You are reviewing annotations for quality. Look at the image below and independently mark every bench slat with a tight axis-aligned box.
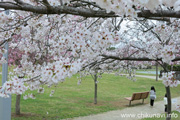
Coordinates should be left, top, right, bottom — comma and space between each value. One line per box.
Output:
132, 93, 141, 100
125, 97, 132, 101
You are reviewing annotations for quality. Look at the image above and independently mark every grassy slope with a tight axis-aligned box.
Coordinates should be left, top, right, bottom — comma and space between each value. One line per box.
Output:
5, 74, 179, 120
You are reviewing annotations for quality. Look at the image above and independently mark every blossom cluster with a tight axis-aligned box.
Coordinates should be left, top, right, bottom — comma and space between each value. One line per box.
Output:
161, 45, 178, 64
94, 0, 180, 17
0, 76, 28, 98
162, 72, 180, 87
40, 58, 82, 85
0, 14, 122, 98
23, 93, 36, 100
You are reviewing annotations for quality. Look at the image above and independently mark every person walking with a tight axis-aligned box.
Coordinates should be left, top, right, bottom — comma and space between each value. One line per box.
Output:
164, 93, 168, 112
150, 86, 156, 106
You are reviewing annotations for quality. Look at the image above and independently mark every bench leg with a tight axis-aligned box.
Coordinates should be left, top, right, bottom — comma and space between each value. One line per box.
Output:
129, 101, 131, 106
142, 99, 144, 104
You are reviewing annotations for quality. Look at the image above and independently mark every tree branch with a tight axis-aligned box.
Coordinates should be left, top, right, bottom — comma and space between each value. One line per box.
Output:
101, 55, 159, 61
137, 10, 180, 19
101, 54, 180, 62
0, 2, 117, 18
1, 2, 180, 19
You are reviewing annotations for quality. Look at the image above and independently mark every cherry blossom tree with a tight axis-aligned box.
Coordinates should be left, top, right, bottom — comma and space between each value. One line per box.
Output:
95, 19, 180, 120
0, 1, 180, 120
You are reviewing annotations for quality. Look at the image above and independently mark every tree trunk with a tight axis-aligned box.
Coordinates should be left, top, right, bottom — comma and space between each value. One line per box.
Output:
162, 63, 172, 120
94, 73, 97, 104
166, 86, 171, 120
15, 94, 21, 115
156, 62, 158, 81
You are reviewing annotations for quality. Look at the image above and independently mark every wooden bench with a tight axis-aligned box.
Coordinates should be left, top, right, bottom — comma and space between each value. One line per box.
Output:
125, 91, 149, 106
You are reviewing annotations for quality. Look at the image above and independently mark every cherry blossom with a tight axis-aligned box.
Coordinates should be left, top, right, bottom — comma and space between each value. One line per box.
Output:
0, 76, 28, 97
162, 72, 180, 87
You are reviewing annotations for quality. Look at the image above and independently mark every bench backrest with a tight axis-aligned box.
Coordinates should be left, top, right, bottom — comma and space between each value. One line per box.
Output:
131, 92, 149, 100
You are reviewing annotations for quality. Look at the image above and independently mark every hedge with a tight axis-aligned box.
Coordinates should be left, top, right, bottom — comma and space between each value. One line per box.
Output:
167, 65, 180, 71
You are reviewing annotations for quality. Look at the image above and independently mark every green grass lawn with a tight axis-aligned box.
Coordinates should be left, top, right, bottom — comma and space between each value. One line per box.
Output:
0, 73, 180, 120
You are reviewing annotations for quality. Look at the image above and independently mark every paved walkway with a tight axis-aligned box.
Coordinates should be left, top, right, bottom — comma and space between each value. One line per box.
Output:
135, 75, 162, 80
66, 97, 180, 120
109, 73, 162, 80
64, 75, 179, 120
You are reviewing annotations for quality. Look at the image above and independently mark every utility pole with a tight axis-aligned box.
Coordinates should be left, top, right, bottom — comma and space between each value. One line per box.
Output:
0, 41, 11, 120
